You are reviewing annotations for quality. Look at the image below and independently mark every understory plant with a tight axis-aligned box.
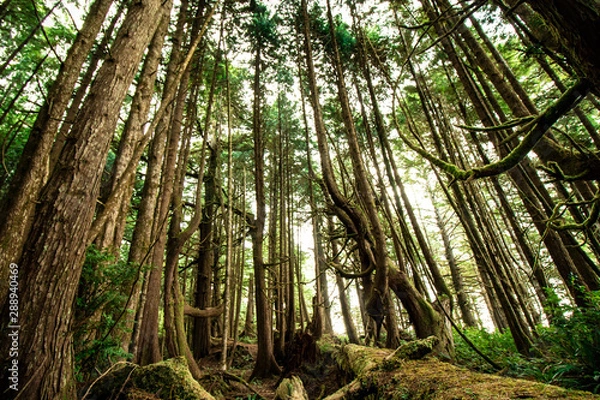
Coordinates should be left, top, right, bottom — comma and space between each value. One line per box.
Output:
73, 245, 136, 381
454, 290, 600, 393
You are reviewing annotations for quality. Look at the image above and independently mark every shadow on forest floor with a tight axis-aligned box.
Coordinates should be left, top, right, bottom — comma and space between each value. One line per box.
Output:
197, 335, 348, 400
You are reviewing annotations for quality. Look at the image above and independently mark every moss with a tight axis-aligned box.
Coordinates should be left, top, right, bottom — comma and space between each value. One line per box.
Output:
82, 357, 214, 400
386, 358, 598, 399
342, 344, 389, 375
329, 343, 599, 399
275, 376, 309, 400
317, 334, 343, 354
388, 336, 438, 361
130, 357, 214, 400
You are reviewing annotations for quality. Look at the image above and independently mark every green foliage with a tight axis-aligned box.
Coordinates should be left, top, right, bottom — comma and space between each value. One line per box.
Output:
247, 1, 279, 50
455, 293, 600, 393
536, 290, 600, 392
239, 335, 257, 344
306, 3, 356, 63
0, 0, 76, 193
235, 395, 259, 400
454, 327, 524, 373
333, 15, 356, 60
73, 245, 137, 381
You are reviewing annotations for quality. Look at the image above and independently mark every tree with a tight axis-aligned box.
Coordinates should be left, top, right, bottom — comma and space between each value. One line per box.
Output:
248, 1, 282, 379
0, 0, 113, 313
0, 1, 169, 397
515, 1, 600, 95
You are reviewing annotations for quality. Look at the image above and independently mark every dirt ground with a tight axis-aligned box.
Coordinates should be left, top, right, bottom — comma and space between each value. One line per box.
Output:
196, 338, 345, 400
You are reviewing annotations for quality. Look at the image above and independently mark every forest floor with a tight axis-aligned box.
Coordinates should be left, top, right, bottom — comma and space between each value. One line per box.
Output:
190, 336, 599, 400
197, 342, 279, 399
195, 340, 345, 399
82, 336, 599, 399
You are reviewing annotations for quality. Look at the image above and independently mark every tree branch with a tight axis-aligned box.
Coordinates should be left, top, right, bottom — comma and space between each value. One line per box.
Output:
184, 303, 224, 318
396, 79, 591, 181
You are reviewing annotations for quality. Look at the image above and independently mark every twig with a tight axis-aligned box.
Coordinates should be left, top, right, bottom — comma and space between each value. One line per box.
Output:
81, 361, 138, 400
221, 371, 266, 400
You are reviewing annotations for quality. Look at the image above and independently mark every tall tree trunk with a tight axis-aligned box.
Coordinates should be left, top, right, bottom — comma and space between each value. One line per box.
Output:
193, 142, 219, 359
519, 0, 600, 95
297, 53, 332, 338
135, 4, 188, 366
329, 218, 360, 344
250, 43, 281, 379
433, 204, 478, 327
115, 12, 173, 352
0, 1, 165, 397
49, 2, 125, 173
92, 5, 168, 251
221, 49, 234, 371
161, 67, 209, 379
243, 273, 256, 338
324, 1, 390, 339
0, 0, 113, 309
422, 0, 595, 306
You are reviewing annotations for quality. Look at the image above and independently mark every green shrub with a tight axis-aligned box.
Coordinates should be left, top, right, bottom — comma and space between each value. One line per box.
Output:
454, 327, 524, 373
73, 245, 137, 381
454, 290, 600, 393
537, 290, 600, 392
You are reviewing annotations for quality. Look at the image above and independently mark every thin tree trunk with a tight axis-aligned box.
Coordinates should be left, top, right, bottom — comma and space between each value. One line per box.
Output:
221, 49, 234, 371
433, 205, 478, 327
250, 41, 281, 379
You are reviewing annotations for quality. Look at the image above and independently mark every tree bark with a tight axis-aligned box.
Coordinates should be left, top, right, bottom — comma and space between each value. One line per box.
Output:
250, 39, 281, 379
519, 0, 600, 96
0, 1, 165, 397
135, 3, 189, 366
0, 0, 113, 310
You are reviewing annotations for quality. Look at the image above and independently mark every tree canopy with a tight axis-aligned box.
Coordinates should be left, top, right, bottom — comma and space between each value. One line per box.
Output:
0, 0, 599, 398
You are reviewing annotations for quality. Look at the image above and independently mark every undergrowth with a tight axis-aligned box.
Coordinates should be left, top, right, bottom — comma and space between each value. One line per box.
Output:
454, 290, 600, 393
73, 245, 138, 382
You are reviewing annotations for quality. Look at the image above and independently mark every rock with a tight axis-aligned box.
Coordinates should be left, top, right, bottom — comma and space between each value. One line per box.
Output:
275, 376, 309, 400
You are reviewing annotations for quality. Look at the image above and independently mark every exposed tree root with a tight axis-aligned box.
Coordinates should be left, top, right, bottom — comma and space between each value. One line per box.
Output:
80, 357, 214, 400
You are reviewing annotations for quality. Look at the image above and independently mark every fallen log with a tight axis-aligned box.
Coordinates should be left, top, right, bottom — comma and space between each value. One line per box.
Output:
324, 338, 599, 399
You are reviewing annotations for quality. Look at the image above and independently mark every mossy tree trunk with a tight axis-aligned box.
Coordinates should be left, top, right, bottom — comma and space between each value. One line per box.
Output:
323, 341, 598, 400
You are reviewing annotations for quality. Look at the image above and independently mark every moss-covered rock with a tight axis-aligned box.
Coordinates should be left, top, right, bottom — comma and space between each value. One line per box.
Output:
82, 357, 214, 400
275, 375, 309, 400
